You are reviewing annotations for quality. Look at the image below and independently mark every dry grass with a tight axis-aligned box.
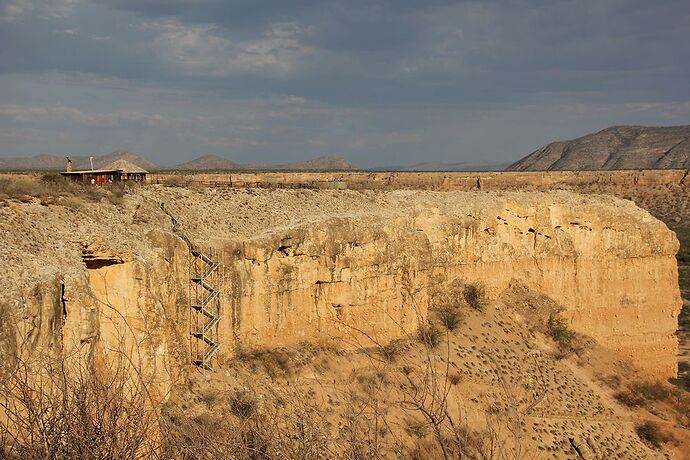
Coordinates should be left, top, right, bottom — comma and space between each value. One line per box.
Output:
235, 342, 331, 378
0, 174, 129, 207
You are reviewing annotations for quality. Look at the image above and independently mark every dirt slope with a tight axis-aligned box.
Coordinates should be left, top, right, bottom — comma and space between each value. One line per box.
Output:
167, 286, 689, 458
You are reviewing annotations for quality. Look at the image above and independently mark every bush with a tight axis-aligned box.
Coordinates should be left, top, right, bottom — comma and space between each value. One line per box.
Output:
448, 372, 462, 386
229, 389, 258, 419
417, 322, 444, 348
0, 174, 127, 207
634, 382, 671, 401
236, 343, 326, 378
380, 340, 405, 362
547, 315, 579, 354
635, 420, 665, 449
40, 173, 69, 185
601, 374, 621, 389
236, 346, 294, 377
614, 390, 645, 408
435, 304, 464, 331
463, 284, 485, 311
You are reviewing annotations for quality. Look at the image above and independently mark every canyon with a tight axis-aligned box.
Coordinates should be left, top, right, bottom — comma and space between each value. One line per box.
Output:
0, 170, 688, 457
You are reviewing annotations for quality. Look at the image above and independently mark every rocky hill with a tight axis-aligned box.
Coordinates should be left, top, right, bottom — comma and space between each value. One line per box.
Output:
279, 155, 352, 170
0, 150, 158, 171
173, 154, 239, 170
372, 160, 510, 171
170, 154, 354, 171
93, 150, 158, 170
509, 125, 690, 171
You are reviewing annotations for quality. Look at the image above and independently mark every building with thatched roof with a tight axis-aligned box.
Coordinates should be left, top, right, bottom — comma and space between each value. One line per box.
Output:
61, 159, 148, 185
103, 159, 148, 182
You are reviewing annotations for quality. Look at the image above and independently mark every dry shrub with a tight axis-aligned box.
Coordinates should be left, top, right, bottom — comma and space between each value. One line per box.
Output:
633, 382, 671, 402
600, 374, 622, 389
417, 322, 444, 348
434, 303, 464, 331
0, 174, 127, 207
463, 284, 486, 311
614, 390, 646, 408
160, 389, 335, 460
354, 368, 389, 391
0, 356, 157, 460
379, 339, 406, 362
236, 343, 326, 378
229, 389, 258, 419
163, 176, 190, 188
448, 372, 462, 386
635, 420, 672, 449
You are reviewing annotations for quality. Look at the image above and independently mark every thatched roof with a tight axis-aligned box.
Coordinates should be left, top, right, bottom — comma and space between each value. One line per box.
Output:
103, 159, 148, 173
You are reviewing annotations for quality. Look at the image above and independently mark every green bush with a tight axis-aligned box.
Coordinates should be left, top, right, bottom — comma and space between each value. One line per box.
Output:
463, 284, 485, 311
547, 315, 578, 353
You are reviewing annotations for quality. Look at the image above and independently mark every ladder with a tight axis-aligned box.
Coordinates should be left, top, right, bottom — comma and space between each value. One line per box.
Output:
190, 246, 222, 370
160, 202, 222, 370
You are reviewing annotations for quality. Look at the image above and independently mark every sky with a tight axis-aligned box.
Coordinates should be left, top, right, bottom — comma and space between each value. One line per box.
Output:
0, 0, 689, 168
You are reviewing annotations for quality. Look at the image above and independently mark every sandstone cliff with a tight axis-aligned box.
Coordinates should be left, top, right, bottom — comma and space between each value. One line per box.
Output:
0, 186, 680, 389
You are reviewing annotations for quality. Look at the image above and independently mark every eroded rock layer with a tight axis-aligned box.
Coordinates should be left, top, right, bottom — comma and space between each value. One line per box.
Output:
0, 188, 682, 388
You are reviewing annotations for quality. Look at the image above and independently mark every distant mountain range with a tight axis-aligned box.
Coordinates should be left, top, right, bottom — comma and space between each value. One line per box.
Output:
0, 151, 158, 171
9, 126, 688, 173
371, 160, 510, 172
510, 125, 690, 171
0, 152, 353, 171
173, 155, 240, 170
171, 154, 353, 171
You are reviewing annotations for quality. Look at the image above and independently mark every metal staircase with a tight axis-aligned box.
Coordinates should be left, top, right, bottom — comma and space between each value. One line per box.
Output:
160, 202, 222, 370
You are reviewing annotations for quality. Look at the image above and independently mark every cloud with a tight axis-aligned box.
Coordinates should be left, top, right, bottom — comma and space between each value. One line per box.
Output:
143, 19, 314, 76
53, 28, 78, 35
0, 0, 689, 166
0, 0, 81, 21
0, 104, 163, 127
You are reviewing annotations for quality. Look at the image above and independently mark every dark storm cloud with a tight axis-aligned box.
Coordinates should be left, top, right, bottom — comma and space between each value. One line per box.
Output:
0, 0, 689, 166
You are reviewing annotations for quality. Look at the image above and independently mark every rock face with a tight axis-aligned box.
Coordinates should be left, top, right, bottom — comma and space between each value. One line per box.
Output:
509, 125, 690, 170
0, 187, 682, 396
211, 192, 681, 377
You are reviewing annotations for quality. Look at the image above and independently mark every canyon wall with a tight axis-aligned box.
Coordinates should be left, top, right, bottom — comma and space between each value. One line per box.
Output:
212, 192, 681, 377
0, 187, 682, 391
